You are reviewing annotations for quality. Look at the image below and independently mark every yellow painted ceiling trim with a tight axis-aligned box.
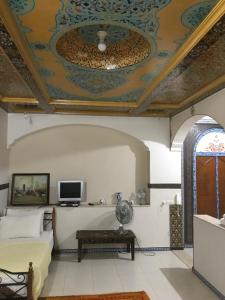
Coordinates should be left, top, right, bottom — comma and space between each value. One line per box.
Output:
11, 106, 44, 113
1, 97, 38, 104
134, 0, 225, 113
50, 99, 137, 108
148, 103, 179, 110
54, 109, 129, 117
0, 0, 53, 112
140, 111, 168, 117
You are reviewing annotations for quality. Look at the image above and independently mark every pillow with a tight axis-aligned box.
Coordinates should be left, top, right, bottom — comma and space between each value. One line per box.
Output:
6, 208, 45, 233
0, 214, 42, 239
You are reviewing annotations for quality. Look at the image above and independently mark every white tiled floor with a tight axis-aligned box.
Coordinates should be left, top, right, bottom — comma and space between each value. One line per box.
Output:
41, 251, 219, 300
173, 248, 193, 268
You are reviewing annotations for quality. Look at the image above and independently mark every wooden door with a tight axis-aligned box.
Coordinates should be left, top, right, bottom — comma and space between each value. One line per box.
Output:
196, 156, 217, 217
218, 156, 225, 218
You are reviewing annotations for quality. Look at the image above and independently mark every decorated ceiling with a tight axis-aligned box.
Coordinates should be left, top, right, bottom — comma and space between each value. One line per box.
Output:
0, 0, 224, 116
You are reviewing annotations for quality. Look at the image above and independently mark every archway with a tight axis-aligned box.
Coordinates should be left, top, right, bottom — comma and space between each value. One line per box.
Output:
172, 115, 224, 245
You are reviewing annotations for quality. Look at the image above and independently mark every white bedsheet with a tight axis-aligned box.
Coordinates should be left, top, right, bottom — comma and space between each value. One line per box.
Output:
0, 230, 54, 250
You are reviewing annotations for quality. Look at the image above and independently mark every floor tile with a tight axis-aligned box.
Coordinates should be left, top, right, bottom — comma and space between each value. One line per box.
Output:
41, 251, 220, 300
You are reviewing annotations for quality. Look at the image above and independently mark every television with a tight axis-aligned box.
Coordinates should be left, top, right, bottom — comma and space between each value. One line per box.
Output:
58, 181, 86, 203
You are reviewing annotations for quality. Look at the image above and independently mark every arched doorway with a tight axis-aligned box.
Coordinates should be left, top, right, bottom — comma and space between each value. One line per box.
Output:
193, 128, 225, 218
171, 115, 225, 245
182, 121, 224, 245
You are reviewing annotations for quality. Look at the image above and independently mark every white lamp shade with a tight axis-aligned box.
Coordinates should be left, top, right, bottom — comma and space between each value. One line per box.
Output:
98, 42, 106, 52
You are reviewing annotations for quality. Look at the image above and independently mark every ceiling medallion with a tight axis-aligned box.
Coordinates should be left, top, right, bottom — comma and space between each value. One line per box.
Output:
56, 24, 151, 70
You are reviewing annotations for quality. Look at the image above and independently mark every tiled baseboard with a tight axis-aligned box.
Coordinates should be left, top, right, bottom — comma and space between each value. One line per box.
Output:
55, 246, 171, 254
192, 267, 225, 299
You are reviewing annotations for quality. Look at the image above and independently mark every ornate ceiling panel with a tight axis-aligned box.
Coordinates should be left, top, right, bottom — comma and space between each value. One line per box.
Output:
0, 48, 34, 98
147, 14, 225, 107
0, 0, 224, 116
56, 25, 151, 69
0, 17, 52, 112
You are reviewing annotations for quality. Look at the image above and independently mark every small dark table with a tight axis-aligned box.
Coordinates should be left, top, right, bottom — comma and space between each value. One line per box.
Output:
76, 230, 135, 262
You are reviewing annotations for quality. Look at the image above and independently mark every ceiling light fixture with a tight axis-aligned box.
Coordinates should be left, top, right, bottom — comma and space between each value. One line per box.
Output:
97, 30, 107, 52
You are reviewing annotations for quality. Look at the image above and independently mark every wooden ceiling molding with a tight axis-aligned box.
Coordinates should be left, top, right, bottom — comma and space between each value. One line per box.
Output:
11, 104, 44, 114
1, 97, 38, 104
54, 108, 130, 117
0, 0, 225, 116
50, 99, 137, 108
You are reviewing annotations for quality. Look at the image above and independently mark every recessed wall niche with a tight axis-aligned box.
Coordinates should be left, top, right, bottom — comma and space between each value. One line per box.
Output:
9, 125, 149, 205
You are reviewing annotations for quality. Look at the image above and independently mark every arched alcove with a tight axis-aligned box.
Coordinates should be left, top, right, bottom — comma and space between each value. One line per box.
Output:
9, 124, 149, 205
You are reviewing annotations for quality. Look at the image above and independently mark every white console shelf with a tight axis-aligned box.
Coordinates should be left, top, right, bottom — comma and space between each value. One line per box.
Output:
193, 215, 225, 297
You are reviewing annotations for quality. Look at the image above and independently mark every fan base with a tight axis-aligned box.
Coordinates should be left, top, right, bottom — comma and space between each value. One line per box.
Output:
118, 225, 129, 235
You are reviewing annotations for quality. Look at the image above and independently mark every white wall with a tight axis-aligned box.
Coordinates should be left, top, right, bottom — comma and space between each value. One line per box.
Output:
8, 114, 181, 183
9, 125, 149, 204
171, 88, 225, 147
55, 190, 180, 249
8, 114, 181, 248
0, 108, 9, 212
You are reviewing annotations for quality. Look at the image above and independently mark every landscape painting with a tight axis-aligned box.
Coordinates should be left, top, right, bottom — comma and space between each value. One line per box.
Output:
11, 173, 50, 205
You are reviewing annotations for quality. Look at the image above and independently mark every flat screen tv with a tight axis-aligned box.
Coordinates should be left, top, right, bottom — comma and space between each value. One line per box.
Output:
58, 181, 86, 202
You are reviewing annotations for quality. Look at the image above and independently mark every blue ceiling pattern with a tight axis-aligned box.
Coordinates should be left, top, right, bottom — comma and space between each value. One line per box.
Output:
78, 25, 130, 45
47, 0, 168, 98
2, 0, 223, 117
182, 0, 218, 29
8, 0, 217, 101
8, 0, 35, 15
55, 0, 171, 36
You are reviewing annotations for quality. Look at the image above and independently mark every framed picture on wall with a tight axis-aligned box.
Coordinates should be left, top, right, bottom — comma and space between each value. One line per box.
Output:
11, 173, 50, 206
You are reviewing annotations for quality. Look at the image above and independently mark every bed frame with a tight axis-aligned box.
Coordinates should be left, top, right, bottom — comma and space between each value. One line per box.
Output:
0, 207, 56, 300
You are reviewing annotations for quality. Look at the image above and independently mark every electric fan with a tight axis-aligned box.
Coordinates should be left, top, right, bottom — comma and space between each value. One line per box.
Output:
115, 200, 133, 233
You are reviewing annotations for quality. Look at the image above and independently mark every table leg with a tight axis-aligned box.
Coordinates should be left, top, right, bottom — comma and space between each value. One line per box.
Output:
78, 239, 82, 262
131, 239, 135, 260
127, 243, 130, 253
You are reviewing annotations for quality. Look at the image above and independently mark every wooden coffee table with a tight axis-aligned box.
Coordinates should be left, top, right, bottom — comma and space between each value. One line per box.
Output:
76, 230, 135, 262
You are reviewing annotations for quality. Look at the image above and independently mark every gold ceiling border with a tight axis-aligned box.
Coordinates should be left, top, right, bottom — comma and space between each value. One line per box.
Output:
140, 111, 168, 117
0, 97, 38, 104
0, 1, 52, 112
148, 103, 179, 110
54, 108, 129, 117
132, 0, 225, 115
12, 106, 44, 113
50, 99, 137, 108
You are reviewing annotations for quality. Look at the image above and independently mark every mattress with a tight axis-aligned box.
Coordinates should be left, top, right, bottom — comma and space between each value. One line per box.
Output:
0, 230, 54, 250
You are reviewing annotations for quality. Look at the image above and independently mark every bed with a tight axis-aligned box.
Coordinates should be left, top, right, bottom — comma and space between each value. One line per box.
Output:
0, 207, 55, 300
